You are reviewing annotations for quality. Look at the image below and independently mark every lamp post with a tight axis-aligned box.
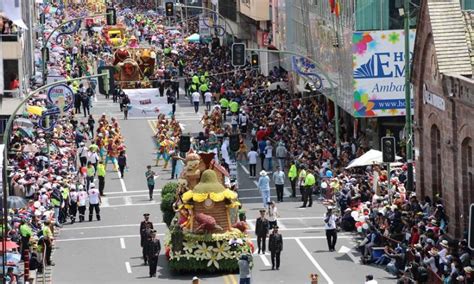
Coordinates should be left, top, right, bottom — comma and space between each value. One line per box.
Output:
403, 0, 414, 192
1, 73, 108, 281
246, 48, 341, 155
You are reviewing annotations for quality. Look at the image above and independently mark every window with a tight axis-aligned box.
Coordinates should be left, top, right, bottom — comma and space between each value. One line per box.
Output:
355, 0, 419, 31
430, 124, 442, 198
462, 0, 474, 10
461, 137, 473, 227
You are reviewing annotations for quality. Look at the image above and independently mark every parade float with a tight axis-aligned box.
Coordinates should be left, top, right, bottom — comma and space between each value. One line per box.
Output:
162, 151, 253, 272
111, 47, 156, 88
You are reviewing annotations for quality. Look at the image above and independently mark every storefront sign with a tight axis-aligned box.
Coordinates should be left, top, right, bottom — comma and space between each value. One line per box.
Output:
423, 84, 445, 111
352, 30, 416, 117
47, 84, 74, 112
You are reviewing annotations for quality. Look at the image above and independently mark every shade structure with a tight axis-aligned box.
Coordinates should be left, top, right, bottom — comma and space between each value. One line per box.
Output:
6, 196, 27, 209
345, 149, 402, 169
13, 118, 34, 129
185, 33, 200, 43
0, 240, 19, 252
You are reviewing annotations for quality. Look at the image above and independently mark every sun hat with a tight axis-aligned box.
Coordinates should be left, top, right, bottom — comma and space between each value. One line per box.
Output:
440, 240, 449, 248
260, 170, 267, 176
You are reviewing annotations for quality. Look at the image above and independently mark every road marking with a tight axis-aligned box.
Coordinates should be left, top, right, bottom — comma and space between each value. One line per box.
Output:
239, 163, 250, 174
295, 238, 334, 284
102, 194, 154, 199
124, 196, 133, 205
223, 275, 230, 284
338, 246, 359, 263
259, 254, 272, 267
253, 181, 258, 187
105, 190, 160, 195
120, 175, 127, 192
101, 202, 161, 208
277, 221, 287, 230
120, 238, 126, 249
125, 261, 132, 274
61, 223, 166, 231
101, 197, 110, 207
147, 120, 157, 134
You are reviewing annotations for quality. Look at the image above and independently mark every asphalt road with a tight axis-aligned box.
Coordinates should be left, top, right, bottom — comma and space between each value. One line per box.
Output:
52, 94, 394, 284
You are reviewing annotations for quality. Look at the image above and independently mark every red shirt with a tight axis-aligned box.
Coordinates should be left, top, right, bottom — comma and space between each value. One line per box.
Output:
9, 79, 19, 90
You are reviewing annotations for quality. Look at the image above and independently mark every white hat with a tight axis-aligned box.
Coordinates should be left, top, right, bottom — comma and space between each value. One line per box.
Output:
259, 170, 267, 176
90, 183, 96, 188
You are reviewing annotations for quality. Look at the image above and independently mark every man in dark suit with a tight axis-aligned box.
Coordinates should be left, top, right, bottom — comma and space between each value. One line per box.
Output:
140, 213, 154, 265
144, 230, 161, 277
269, 226, 283, 270
255, 209, 269, 254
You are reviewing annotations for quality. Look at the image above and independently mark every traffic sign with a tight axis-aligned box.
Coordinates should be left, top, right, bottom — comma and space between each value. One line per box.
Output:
47, 84, 74, 113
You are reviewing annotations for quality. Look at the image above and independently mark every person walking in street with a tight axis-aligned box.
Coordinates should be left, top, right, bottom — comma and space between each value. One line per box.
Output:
258, 170, 271, 208
219, 96, 229, 121
144, 230, 161, 278
19, 220, 32, 257
42, 220, 54, 266
122, 94, 130, 120
77, 185, 87, 222
78, 142, 88, 167
264, 140, 273, 171
247, 147, 258, 178
87, 148, 100, 172
238, 253, 252, 284
192, 90, 200, 113
269, 226, 283, 270
87, 114, 95, 137
275, 142, 288, 170
140, 213, 154, 265
288, 161, 297, 198
301, 169, 315, 208
88, 183, 101, 221
97, 161, 106, 196
267, 201, 279, 229
255, 209, 269, 255
298, 165, 307, 201
170, 147, 183, 179
69, 186, 78, 224
324, 206, 338, 251
145, 165, 157, 201
272, 166, 285, 202
204, 90, 213, 111
117, 151, 127, 178
86, 162, 95, 191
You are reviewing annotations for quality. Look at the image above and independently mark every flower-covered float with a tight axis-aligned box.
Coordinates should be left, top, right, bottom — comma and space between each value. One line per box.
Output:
163, 151, 253, 272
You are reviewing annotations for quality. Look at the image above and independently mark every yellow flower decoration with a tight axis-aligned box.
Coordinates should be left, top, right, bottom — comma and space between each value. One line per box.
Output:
207, 253, 224, 269
184, 204, 194, 209
209, 192, 225, 202
223, 189, 237, 200
192, 193, 209, 203
195, 242, 213, 260
182, 191, 194, 202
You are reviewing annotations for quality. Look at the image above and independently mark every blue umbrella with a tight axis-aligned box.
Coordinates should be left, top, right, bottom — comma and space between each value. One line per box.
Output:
186, 33, 200, 43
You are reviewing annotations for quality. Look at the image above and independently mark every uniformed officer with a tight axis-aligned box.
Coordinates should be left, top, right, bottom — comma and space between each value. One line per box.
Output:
268, 226, 283, 270
140, 213, 154, 265
144, 229, 161, 278
255, 209, 269, 254
69, 186, 78, 224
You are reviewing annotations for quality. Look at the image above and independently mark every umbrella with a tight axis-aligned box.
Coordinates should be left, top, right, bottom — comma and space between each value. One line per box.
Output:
185, 33, 200, 43
0, 240, 20, 252
6, 252, 21, 265
16, 128, 34, 138
345, 149, 402, 169
13, 118, 34, 129
6, 196, 27, 209
267, 81, 288, 91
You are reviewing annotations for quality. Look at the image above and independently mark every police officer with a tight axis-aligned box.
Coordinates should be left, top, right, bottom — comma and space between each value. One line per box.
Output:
255, 209, 269, 254
269, 226, 283, 270
144, 229, 161, 277
140, 213, 154, 265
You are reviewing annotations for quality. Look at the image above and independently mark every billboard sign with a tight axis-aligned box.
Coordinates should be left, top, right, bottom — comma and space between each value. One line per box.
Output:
352, 30, 415, 117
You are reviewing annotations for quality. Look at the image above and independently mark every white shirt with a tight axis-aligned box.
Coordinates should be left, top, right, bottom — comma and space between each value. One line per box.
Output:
324, 213, 337, 230
69, 191, 78, 203
88, 188, 100, 205
239, 114, 247, 126
192, 92, 201, 102
267, 206, 278, 222
78, 191, 88, 206
78, 146, 88, 158
247, 151, 258, 164
87, 151, 99, 164
204, 91, 213, 102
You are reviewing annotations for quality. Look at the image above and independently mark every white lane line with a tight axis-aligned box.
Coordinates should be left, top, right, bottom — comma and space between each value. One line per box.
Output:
61, 223, 166, 231
295, 238, 334, 284
253, 181, 258, 187
101, 197, 110, 207
120, 238, 126, 249
105, 189, 161, 195
337, 246, 359, 263
277, 221, 287, 230
259, 254, 272, 267
240, 163, 250, 175
102, 202, 161, 208
124, 196, 133, 205
120, 175, 127, 192
57, 234, 350, 242
125, 262, 132, 274
105, 194, 152, 199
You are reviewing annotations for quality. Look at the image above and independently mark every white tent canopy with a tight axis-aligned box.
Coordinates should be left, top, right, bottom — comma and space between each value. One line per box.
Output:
345, 149, 402, 169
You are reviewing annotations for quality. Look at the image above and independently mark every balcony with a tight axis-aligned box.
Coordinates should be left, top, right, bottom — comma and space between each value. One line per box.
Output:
239, 0, 270, 21
0, 34, 22, 59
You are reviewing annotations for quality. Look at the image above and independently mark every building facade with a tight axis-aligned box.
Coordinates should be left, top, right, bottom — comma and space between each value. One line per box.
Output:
412, 0, 474, 238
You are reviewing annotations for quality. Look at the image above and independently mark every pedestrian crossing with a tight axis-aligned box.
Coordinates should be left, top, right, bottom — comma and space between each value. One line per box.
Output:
101, 193, 161, 208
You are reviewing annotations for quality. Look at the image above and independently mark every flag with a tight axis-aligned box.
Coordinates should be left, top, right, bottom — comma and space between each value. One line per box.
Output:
329, 0, 336, 13
329, 0, 341, 17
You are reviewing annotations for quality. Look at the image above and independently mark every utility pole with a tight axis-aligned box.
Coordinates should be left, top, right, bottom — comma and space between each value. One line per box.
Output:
403, 0, 414, 192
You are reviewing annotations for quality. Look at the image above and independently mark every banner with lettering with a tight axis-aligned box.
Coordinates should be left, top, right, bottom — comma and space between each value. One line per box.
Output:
124, 88, 172, 118
352, 30, 415, 117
